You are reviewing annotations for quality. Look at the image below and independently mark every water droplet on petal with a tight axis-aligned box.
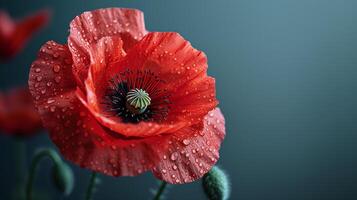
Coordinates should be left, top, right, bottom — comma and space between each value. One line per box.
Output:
55, 76, 62, 83
53, 65, 61, 73
170, 152, 179, 161
50, 106, 56, 112
47, 99, 55, 104
182, 139, 191, 145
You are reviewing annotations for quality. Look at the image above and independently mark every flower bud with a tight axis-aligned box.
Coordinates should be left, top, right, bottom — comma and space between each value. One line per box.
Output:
52, 161, 74, 196
202, 166, 230, 200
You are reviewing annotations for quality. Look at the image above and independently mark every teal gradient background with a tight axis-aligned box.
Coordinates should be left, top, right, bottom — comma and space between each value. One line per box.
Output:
1, 0, 357, 199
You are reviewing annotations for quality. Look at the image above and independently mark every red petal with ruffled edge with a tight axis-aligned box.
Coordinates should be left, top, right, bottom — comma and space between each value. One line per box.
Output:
85, 32, 217, 137
68, 8, 148, 87
0, 87, 42, 136
0, 9, 50, 60
83, 36, 126, 112
152, 108, 225, 184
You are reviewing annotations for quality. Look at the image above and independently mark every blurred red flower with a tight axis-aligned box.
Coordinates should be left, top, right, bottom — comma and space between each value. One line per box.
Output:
29, 8, 225, 184
0, 87, 42, 137
0, 9, 50, 61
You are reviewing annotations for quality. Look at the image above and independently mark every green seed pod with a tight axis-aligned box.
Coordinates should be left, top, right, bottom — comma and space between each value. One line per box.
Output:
202, 166, 230, 200
52, 162, 74, 196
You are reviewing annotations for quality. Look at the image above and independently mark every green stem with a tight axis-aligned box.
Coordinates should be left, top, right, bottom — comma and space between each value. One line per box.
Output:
85, 172, 98, 200
14, 139, 25, 183
13, 139, 26, 200
153, 181, 167, 200
26, 149, 62, 200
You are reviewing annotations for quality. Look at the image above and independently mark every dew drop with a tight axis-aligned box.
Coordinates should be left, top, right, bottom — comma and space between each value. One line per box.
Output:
170, 152, 179, 161
182, 139, 191, 146
47, 99, 55, 104
50, 106, 56, 112
53, 65, 61, 73
55, 76, 62, 83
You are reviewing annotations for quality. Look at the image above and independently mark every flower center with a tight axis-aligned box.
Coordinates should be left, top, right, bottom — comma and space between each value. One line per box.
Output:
103, 69, 170, 124
126, 88, 151, 114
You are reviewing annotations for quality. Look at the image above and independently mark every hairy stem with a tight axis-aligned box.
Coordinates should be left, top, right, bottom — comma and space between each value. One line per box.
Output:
14, 139, 25, 184
85, 172, 98, 200
153, 181, 168, 200
14, 139, 26, 199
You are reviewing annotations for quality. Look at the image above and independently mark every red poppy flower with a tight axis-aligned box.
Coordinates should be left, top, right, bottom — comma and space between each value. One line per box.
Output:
0, 9, 50, 61
0, 87, 42, 137
29, 8, 225, 184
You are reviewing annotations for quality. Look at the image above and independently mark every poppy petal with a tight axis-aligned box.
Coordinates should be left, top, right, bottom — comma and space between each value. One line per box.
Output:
84, 36, 126, 112
61, 105, 169, 177
106, 32, 217, 128
0, 9, 50, 60
29, 41, 76, 105
0, 88, 42, 136
0, 10, 15, 41
152, 108, 225, 184
68, 8, 147, 86
88, 36, 126, 85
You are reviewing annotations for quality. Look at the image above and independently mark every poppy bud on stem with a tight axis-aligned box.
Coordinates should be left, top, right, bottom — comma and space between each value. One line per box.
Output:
202, 166, 231, 200
25, 148, 74, 200
52, 162, 75, 196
